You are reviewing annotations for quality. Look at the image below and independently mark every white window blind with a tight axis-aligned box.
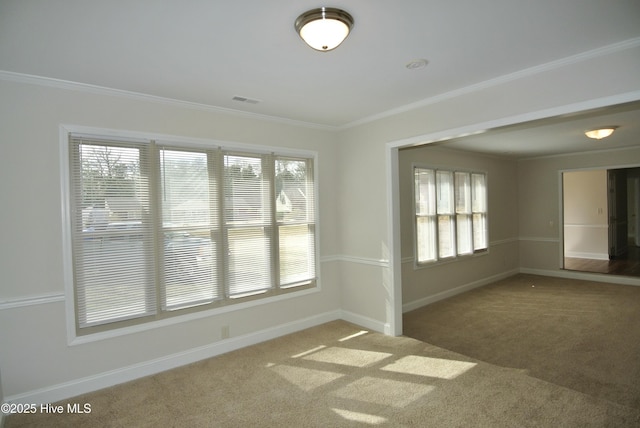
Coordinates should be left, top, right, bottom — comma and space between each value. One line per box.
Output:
70, 138, 155, 327
67, 133, 317, 335
414, 166, 487, 265
455, 172, 473, 255
414, 168, 436, 263
472, 173, 488, 251
436, 170, 455, 259
276, 158, 316, 287
224, 154, 272, 297
160, 148, 219, 310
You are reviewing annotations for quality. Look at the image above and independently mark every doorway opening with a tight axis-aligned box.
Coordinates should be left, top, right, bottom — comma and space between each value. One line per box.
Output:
562, 167, 640, 276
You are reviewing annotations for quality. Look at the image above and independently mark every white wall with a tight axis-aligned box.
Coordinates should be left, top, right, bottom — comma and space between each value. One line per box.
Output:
0, 79, 342, 402
563, 170, 609, 259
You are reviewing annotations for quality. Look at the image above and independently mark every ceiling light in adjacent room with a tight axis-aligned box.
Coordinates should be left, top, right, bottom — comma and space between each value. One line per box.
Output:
232, 95, 261, 104
295, 7, 354, 52
406, 59, 428, 70
584, 127, 618, 140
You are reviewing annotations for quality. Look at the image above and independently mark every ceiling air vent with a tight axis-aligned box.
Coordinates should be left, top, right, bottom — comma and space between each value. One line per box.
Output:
232, 95, 261, 104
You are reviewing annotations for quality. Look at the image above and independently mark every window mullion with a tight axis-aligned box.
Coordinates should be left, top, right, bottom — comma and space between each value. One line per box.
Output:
452, 212, 457, 257
69, 140, 85, 330
266, 154, 279, 290
435, 170, 442, 260
137, 141, 157, 318
148, 141, 164, 316
220, 151, 231, 299
209, 149, 225, 299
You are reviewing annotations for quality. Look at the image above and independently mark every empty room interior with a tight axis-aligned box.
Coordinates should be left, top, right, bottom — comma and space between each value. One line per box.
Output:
1, 1, 640, 426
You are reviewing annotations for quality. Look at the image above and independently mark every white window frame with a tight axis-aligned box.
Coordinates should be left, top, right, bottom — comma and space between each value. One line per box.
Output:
413, 164, 488, 267
60, 125, 320, 344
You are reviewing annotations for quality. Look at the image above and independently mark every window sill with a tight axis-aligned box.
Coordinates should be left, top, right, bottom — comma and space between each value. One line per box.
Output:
413, 249, 489, 270
67, 285, 320, 346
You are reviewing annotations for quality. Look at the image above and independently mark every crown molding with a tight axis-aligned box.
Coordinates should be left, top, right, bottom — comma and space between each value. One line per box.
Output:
343, 37, 640, 129
0, 70, 338, 132
519, 141, 640, 161
2, 37, 639, 132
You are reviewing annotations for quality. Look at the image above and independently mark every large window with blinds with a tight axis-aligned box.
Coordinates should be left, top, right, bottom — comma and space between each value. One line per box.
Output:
65, 132, 317, 335
414, 166, 487, 265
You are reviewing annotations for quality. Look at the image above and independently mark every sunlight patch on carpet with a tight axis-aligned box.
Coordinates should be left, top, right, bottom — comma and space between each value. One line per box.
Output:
381, 355, 477, 379
333, 376, 435, 408
332, 408, 387, 425
338, 330, 369, 342
269, 364, 344, 391
303, 347, 392, 367
291, 345, 327, 358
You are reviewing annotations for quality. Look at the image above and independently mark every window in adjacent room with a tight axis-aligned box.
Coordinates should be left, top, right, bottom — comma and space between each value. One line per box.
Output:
414, 166, 487, 265
64, 131, 317, 336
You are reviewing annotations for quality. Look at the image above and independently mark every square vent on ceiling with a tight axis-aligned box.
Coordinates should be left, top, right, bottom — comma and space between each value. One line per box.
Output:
232, 95, 261, 104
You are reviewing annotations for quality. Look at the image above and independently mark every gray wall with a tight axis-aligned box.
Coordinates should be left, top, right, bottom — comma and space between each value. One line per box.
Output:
519, 149, 640, 274
398, 146, 519, 310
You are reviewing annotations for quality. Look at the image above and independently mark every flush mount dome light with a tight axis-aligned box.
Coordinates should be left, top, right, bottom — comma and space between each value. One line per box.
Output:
585, 126, 618, 140
295, 7, 354, 52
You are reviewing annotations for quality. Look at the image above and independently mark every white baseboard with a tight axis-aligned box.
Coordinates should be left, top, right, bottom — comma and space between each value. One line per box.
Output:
519, 267, 640, 286
402, 269, 520, 313
403, 268, 640, 315
340, 310, 389, 334
564, 251, 609, 260
4, 310, 343, 406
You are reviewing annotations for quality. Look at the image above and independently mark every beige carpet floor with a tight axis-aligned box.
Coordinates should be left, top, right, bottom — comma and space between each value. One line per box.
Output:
404, 274, 640, 411
6, 274, 640, 427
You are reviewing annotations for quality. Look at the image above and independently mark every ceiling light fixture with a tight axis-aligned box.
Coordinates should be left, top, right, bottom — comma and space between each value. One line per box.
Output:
584, 126, 618, 140
295, 7, 354, 52
406, 59, 428, 70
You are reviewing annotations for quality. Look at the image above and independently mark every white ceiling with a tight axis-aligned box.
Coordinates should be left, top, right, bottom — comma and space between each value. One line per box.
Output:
1, 0, 640, 157
434, 100, 640, 159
